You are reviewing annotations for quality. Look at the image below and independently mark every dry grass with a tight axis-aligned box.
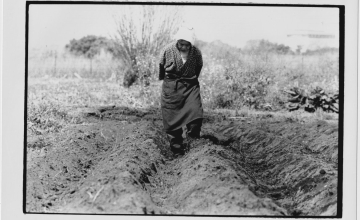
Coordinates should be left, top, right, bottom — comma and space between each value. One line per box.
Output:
27, 46, 339, 136
27, 76, 338, 138
198, 52, 339, 110
27, 77, 163, 135
28, 48, 121, 79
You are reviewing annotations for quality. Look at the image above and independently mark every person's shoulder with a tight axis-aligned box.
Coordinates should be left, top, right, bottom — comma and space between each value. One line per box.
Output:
161, 42, 176, 53
192, 45, 202, 56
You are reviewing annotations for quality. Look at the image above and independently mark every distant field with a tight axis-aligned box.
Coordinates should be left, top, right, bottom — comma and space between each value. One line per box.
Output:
27, 42, 340, 138
28, 45, 339, 111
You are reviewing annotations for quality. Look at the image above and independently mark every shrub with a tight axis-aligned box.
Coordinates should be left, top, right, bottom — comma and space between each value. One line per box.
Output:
284, 86, 339, 113
111, 5, 182, 87
243, 39, 294, 55
303, 47, 339, 56
123, 67, 138, 88
65, 35, 111, 76
65, 35, 109, 58
207, 55, 274, 110
213, 93, 234, 108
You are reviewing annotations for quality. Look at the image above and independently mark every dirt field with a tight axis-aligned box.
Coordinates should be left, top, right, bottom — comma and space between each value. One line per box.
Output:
26, 106, 339, 216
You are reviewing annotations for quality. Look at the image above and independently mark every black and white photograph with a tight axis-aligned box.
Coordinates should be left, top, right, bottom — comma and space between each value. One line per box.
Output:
24, 2, 343, 216
2, 0, 358, 219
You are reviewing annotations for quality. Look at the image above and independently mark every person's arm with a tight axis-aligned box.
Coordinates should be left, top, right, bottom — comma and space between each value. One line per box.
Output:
195, 49, 203, 78
195, 65, 202, 78
159, 49, 166, 80
159, 64, 165, 80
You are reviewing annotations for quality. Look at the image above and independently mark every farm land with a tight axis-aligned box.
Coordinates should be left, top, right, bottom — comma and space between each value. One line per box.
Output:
26, 41, 340, 216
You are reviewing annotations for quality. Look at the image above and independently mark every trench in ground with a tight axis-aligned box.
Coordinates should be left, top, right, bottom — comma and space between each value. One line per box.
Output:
26, 107, 338, 216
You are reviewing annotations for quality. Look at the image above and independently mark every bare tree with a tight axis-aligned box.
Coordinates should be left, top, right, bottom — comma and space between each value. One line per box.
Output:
111, 5, 183, 87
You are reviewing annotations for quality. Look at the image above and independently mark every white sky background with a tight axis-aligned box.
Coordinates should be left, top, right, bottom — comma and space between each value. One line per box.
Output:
29, 4, 339, 51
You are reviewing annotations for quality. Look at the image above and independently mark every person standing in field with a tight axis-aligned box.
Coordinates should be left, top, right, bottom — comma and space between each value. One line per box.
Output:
158, 26, 204, 157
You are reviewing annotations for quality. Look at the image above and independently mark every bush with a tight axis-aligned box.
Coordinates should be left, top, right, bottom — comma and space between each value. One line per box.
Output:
284, 86, 339, 113
243, 39, 294, 55
198, 38, 339, 111
123, 67, 138, 88
65, 35, 109, 58
303, 47, 339, 56
65, 35, 112, 76
205, 53, 274, 110
111, 5, 182, 87
213, 93, 234, 108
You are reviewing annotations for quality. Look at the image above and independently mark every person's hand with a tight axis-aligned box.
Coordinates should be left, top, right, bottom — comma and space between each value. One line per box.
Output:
165, 62, 176, 73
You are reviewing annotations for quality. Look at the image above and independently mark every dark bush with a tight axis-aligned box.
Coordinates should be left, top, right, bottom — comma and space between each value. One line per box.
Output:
243, 39, 294, 55
112, 5, 181, 87
65, 35, 109, 59
284, 86, 339, 113
65, 35, 111, 76
303, 47, 339, 56
213, 93, 234, 108
123, 69, 138, 88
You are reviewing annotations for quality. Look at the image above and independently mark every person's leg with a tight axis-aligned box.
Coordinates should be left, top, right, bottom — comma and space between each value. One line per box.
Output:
186, 118, 203, 138
166, 128, 184, 154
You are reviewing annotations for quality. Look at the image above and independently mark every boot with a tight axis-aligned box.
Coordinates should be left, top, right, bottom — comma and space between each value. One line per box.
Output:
171, 143, 185, 157
185, 119, 202, 151
167, 128, 184, 156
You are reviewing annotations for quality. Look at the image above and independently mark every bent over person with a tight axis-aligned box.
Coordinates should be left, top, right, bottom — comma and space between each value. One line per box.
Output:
158, 26, 204, 157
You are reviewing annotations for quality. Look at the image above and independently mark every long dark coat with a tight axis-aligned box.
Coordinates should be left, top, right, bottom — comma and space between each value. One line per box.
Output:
159, 42, 203, 132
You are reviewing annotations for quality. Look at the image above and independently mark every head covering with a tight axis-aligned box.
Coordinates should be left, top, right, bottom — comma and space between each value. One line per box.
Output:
175, 26, 195, 45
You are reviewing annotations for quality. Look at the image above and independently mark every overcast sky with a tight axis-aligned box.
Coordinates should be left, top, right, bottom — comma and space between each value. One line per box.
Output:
29, 4, 339, 50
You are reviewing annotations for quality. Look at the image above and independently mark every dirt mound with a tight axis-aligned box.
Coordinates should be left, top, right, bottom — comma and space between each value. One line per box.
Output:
204, 119, 338, 216
26, 107, 338, 216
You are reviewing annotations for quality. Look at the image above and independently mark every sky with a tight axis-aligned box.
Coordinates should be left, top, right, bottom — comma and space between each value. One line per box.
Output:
29, 4, 339, 51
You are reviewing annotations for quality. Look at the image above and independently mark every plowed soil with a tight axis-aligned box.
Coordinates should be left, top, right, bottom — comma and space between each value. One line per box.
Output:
26, 106, 339, 216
